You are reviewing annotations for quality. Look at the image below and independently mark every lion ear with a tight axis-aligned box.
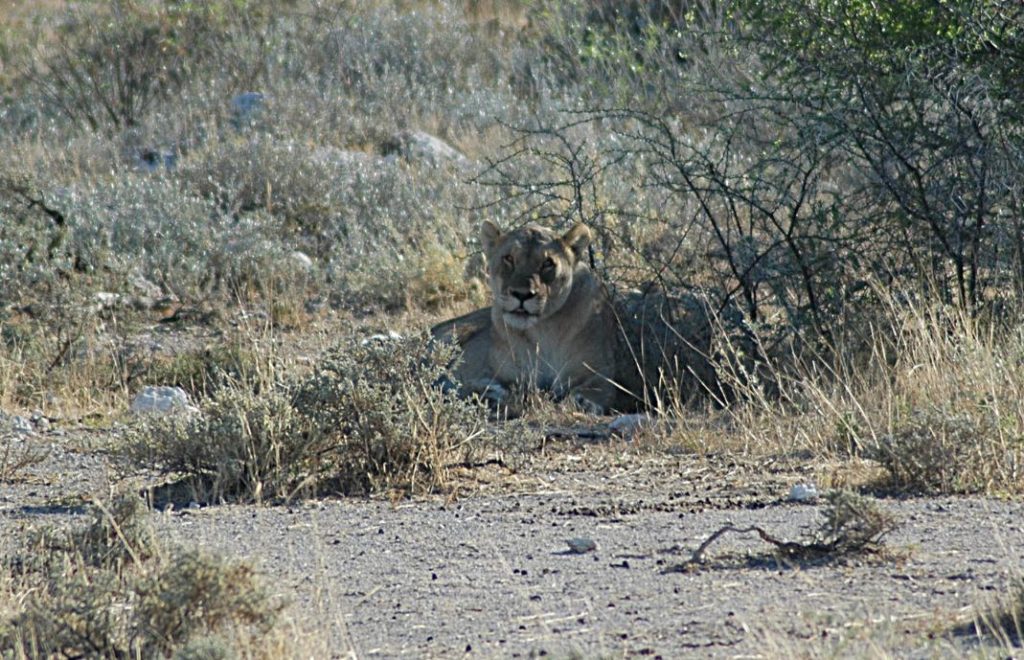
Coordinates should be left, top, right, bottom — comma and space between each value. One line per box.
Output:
561, 223, 592, 261
481, 220, 502, 253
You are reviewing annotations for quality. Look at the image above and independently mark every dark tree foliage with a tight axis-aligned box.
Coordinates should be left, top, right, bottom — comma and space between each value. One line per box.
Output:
488, 0, 1024, 348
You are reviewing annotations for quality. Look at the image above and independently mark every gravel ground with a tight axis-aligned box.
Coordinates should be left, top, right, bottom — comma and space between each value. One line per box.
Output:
1, 429, 1022, 658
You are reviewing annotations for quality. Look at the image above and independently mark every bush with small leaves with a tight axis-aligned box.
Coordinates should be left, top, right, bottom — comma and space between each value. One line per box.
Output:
132, 334, 499, 501
290, 334, 492, 495
873, 408, 1012, 495
134, 550, 282, 658
130, 386, 305, 504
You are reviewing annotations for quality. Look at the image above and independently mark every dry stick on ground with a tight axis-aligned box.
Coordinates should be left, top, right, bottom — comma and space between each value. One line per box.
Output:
673, 491, 899, 570
688, 524, 823, 564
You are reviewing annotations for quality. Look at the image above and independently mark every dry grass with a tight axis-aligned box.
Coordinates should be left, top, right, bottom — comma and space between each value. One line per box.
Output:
974, 579, 1024, 648
128, 333, 517, 502
0, 494, 296, 659
671, 292, 1024, 496
675, 490, 899, 570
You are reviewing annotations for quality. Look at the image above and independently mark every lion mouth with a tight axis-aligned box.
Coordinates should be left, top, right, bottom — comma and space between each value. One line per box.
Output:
503, 308, 538, 327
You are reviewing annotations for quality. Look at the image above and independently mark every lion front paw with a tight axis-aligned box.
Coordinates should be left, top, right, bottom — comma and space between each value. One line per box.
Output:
570, 391, 606, 416
466, 379, 509, 408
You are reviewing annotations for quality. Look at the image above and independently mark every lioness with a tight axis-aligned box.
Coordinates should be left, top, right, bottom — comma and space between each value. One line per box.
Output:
432, 220, 716, 414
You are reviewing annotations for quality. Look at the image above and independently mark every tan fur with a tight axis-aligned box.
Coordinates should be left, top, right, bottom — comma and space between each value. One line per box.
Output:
432, 220, 639, 414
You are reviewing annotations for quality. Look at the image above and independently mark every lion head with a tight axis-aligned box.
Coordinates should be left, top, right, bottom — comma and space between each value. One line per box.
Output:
480, 220, 593, 331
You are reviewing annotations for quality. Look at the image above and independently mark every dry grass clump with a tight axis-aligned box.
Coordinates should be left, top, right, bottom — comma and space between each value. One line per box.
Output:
131, 340, 272, 401
986, 580, 1024, 646
955, 579, 1024, 650
128, 386, 302, 504
873, 408, 1006, 495
701, 295, 1024, 496
0, 433, 48, 482
288, 334, 495, 496
814, 490, 900, 556
130, 334, 499, 502
0, 495, 284, 659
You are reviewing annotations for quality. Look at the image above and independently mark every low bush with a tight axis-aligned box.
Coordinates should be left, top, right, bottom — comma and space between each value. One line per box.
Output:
131, 334, 499, 501
1, 495, 283, 658
873, 408, 1008, 495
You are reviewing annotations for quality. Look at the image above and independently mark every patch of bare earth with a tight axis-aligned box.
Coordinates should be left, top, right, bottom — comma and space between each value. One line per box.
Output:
2, 426, 1020, 658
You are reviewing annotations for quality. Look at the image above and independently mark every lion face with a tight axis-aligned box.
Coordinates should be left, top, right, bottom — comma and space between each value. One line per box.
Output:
481, 220, 592, 330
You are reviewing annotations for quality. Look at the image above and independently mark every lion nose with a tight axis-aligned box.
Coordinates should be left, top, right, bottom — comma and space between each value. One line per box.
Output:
510, 289, 535, 304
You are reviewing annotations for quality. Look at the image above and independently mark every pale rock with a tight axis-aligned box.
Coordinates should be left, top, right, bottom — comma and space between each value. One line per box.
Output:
787, 483, 819, 503
609, 413, 653, 438
360, 331, 403, 346
288, 250, 314, 273
9, 415, 34, 435
131, 386, 198, 415
230, 92, 266, 130
386, 130, 470, 169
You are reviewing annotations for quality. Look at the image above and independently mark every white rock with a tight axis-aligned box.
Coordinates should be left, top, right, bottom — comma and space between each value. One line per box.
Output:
788, 483, 819, 503
30, 411, 50, 433
93, 291, 122, 308
131, 386, 197, 415
128, 272, 163, 299
9, 415, 34, 435
288, 250, 314, 272
565, 537, 597, 554
230, 92, 266, 129
359, 331, 404, 346
389, 130, 470, 169
609, 413, 653, 438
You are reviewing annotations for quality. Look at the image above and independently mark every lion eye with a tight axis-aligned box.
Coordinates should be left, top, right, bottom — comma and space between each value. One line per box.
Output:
541, 257, 556, 271
502, 254, 514, 267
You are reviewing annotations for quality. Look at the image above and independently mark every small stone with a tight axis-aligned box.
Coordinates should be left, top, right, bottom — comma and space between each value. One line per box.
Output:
609, 413, 652, 438
30, 411, 50, 433
230, 92, 266, 130
10, 415, 34, 435
92, 291, 122, 312
128, 272, 163, 298
360, 331, 403, 346
130, 386, 198, 415
384, 130, 470, 169
788, 483, 819, 503
565, 537, 597, 554
288, 250, 314, 272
